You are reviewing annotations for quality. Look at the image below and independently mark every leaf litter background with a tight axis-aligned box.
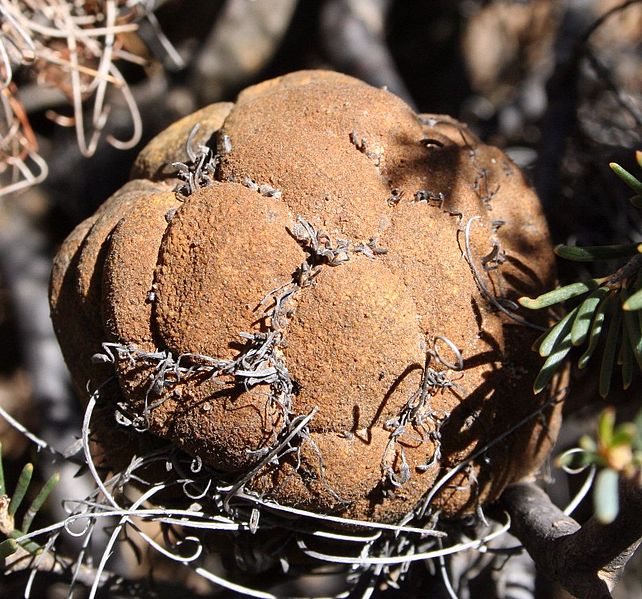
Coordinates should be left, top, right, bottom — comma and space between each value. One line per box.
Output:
0, 0, 641, 597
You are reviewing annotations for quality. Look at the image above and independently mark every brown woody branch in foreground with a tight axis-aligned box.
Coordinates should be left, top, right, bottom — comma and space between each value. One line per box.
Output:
502, 477, 642, 599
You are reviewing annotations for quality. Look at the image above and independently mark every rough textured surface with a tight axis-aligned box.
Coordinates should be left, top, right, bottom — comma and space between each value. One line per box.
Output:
155, 183, 305, 357
50, 70, 562, 523
131, 102, 233, 182
283, 258, 424, 432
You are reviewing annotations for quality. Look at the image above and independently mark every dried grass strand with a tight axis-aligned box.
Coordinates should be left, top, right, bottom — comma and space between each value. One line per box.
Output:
0, 0, 178, 194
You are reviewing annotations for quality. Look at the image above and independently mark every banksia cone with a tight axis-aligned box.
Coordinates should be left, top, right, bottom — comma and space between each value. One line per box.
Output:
50, 71, 562, 523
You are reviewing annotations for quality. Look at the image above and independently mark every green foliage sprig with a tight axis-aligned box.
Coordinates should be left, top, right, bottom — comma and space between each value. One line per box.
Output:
0, 442, 59, 560
557, 408, 642, 523
520, 151, 642, 396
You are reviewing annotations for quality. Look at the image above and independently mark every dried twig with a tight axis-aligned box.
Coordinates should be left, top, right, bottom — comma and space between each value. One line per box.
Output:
502, 477, 642, 599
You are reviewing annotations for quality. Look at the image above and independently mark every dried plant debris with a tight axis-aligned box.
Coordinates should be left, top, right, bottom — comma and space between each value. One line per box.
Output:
0, 0, 178, 196
50, 71, 563, 530
0, 82, 47, 196
171, 124, 218, 197
3, 393, 483, 598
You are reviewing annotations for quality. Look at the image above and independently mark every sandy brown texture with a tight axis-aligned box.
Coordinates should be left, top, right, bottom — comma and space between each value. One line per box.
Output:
75, 179, 163, 327
155, 182, 305, 357
283, 257, 424, 432
50, 70, 562, 523
50, 216, 102, 396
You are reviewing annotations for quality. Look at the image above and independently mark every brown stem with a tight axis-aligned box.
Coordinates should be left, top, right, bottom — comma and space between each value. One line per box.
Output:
605, 254, 642, 287
502, 477, 642, 599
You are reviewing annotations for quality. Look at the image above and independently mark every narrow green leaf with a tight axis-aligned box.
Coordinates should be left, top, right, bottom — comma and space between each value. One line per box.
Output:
598, 408, 615, 446
610, 162, 642, 194
621, 325, 634, 390
533, 335, 573, 394
594, 467, 620, 524
0, 442, 4, 496
539, 306, 579, 357
0, 538, 18, 559
555, 244, 640, 262
21, 473, 59, 534
622, 289, 642, 370
8, 463, 33, 518
599, 304, 622, 398
9, 529, 41, 555
579, 294, 612, 368
623, 286, 642, 311
571, 287, 610, 346
519, 280, 601, 310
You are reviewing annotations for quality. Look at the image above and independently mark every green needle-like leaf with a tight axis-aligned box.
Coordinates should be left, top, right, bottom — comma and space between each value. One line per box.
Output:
621, 326, 634, 390
623, 286, 642, 311
519, 280, 601, 310
598, 408, 615, 446
594, 467, 620, 524
0, 538, 18, 559
0, 442, 4, 496
617, 329, 625, 365
555, 244, 640, 262
572, 287, 610, 346
21, 473, 59, 534
539, 306, 579, 357
622, 290, 642, 370
8, 463, 33, 518
579, 294, 612, 369
533, 334, 573, 394
610, 162, 642, 194
599, 302, 622, 398
9, 529, 41, 555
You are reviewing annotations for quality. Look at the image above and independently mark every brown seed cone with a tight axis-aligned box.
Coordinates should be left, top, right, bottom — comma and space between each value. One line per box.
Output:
50, 70, 563, 523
